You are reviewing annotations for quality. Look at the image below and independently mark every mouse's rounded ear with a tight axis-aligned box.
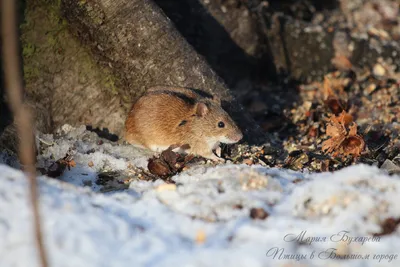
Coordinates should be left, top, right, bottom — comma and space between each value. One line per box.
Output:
212, 95, 221, 105
195, 102, 209, 117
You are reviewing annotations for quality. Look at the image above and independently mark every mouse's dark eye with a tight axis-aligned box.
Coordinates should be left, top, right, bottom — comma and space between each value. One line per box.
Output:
218, 121, 225, 128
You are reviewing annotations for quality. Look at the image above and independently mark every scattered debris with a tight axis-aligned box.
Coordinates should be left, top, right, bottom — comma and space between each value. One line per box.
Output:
249, 207, 269, 220
373, 217, 400, 237
322, 111, 365, 158
148, 158, 171, 178
227, 144, 280, 167
239, 55, 399, 172
46, 154, 76, 178
96, 171, 130, 192
284, 150, 309, 171
148, 146, 195, 180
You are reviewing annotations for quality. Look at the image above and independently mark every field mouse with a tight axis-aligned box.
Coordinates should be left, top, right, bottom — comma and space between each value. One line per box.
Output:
124, 86, 243, 161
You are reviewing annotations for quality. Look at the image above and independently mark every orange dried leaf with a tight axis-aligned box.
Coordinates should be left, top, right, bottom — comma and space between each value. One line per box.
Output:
341, 135, 365, 156
348, 123, 358, 136
47, 154, 75, 177
322, 111, 365, 158
326, 122, 345, 138
340, 112, 353, 126
68, 160, 76, 167
322, 139, 337, 153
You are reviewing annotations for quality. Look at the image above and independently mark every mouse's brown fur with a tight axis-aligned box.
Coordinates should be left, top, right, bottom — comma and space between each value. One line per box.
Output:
124, 87, 242, 161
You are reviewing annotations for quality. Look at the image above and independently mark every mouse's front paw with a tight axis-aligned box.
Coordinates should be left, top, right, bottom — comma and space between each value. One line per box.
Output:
207, 153, 225, 163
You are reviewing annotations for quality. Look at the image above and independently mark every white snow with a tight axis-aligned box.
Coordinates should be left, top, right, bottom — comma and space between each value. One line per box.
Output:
1, 125, 400, 267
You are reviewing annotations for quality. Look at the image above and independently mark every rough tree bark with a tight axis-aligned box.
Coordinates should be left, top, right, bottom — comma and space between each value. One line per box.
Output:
0, 70, 12, 136
19, 0, 132, 136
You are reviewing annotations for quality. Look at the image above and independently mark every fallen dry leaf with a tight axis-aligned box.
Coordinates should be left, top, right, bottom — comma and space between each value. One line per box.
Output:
68, 160, 76, 168
322, 111, 365, 157
148, 145, 195, 179
341, 134, 365, 156
47, 154, 76, 178
161, 149, 179, 167
148, 158, 171, 178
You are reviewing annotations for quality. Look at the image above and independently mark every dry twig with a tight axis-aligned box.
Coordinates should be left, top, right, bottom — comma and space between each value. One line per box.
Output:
1, 1, 49, 266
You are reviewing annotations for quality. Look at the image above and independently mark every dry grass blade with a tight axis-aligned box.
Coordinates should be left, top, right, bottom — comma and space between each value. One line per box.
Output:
1, 1, 49, 267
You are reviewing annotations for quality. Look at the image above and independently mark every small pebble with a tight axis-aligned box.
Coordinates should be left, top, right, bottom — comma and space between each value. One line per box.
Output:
373, 64, 386, 77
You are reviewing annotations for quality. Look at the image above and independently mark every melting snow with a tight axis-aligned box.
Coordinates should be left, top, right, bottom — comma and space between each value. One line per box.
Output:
1, 125, 400, 267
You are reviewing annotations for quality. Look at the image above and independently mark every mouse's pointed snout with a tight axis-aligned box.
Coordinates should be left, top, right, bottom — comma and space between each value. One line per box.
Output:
222, 129, 243, 144
237, 131, 244, 142
231, 130, 243, 143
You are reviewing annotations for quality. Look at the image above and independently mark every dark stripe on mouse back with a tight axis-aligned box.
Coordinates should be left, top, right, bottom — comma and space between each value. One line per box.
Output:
148, 86, 214, 101
178, 120, 187, 126
184, 87, 214, 100
146, 90, 196, 106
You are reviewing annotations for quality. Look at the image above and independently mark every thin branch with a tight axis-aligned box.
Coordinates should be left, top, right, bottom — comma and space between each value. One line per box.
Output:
1, 1, 49, 267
